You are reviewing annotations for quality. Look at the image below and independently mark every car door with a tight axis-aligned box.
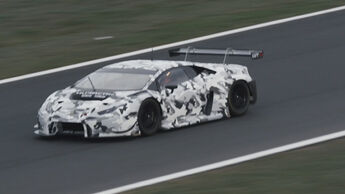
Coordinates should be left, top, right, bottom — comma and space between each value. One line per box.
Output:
157, 66, 207, 125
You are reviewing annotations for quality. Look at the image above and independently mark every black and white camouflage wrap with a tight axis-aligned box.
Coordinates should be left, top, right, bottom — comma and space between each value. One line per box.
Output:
34, 60, 253, 138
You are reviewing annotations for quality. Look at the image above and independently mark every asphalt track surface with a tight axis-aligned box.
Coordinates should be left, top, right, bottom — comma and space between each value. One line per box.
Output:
1, 10, 345, 194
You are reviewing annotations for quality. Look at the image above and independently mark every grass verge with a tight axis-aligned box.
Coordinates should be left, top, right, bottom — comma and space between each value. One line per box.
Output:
126, 137, 345, 194
1, 0, 345, 79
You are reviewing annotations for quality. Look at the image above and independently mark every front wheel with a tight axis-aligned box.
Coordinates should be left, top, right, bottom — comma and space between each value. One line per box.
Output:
137, 98, 162, 136
228, 81, 250, 116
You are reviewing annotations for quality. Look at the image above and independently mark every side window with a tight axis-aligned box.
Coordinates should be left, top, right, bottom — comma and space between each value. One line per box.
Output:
157, 67, 190, 89
193, 66, 216, 75
182, 66, 198, 78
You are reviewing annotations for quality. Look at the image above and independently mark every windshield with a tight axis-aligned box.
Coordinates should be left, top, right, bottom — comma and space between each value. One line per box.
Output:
74, 68, 155, 91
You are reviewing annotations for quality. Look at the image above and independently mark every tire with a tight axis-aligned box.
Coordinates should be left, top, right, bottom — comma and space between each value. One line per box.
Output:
228, 81, 250, 116
137, 98, 162, 136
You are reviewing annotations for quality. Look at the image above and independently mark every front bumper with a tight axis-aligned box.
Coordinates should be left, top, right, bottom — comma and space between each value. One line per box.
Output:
34, 112, 140, 138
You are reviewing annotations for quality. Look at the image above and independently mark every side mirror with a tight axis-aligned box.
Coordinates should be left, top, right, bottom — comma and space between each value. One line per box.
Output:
165, 85, 178, 93
165, 85, 177, 90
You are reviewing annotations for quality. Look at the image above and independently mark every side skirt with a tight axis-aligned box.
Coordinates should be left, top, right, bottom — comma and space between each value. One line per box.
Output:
161, 112, 225, 130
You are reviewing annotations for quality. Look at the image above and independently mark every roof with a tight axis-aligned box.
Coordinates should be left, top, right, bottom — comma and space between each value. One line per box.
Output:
103, 60, 194, 72
102, 59, 246, 75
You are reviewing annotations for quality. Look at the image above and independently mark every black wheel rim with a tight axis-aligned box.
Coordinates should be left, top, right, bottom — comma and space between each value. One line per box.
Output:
231, 85, 248, 109
139, 104, 158, 129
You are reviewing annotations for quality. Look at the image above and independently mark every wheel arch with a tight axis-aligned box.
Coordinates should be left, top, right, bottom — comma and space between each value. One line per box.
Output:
137, 97, 163, 136
143, 97, 163, 117
232, 79, 257, 104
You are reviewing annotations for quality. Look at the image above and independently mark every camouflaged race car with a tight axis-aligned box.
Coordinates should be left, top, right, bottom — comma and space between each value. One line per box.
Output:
34, 47, 263, 138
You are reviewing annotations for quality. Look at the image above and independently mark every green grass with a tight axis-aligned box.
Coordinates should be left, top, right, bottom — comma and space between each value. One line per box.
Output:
1, 0, 345, 79
126, 137, 345, 194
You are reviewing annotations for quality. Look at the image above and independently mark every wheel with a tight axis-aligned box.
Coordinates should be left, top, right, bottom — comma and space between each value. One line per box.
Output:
137, 98, 162, 136
228, 81, 250, 116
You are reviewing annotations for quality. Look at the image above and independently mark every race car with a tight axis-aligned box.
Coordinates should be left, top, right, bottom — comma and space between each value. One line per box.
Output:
34, 47, 263, 138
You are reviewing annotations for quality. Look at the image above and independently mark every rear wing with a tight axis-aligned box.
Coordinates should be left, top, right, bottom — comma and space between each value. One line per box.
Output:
169, 47, 264, 63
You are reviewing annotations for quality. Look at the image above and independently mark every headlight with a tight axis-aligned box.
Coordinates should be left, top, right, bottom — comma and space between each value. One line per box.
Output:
45, 101, 54, 113
98, 106, 117, 115
41, 91, 58, 113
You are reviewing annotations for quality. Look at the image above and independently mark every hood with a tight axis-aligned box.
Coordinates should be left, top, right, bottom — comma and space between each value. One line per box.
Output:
62, 87, 141, 100
69, 89, 141, 101
40, 87, 143, 117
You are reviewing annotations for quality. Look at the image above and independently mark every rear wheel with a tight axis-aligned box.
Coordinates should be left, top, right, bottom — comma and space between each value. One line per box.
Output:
137, 98, 161, 136
228, 81, 250, 116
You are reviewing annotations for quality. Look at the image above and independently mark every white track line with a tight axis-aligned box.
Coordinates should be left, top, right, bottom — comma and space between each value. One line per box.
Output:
95, 130, 345, 194
93, 36, 114, 40
1, 5, 345, 85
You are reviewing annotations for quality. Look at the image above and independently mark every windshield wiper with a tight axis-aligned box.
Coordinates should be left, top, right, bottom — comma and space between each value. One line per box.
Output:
87, 76, 96, 91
